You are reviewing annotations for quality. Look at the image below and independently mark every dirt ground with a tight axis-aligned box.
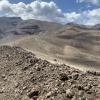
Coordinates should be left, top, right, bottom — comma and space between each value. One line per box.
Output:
0, 46, 100, 100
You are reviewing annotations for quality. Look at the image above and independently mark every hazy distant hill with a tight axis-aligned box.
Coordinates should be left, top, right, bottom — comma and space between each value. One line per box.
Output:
0, 17, 63, 38
0, 17, 22, 37
93, 24, 100, 29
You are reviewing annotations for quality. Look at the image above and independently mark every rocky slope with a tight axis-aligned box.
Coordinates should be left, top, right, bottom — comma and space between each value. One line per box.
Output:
0, 46, 100, 100
10, 24, 100, 71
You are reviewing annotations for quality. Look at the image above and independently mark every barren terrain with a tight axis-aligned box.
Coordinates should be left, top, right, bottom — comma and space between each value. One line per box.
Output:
4, 25, 100, 71
0, 46, 100, 100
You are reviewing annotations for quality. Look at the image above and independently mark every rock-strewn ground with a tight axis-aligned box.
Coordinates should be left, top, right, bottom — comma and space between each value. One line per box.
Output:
0, 46, 100, 100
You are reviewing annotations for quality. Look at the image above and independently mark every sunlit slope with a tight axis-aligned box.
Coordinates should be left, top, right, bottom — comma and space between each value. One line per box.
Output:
9, 25, 100, 71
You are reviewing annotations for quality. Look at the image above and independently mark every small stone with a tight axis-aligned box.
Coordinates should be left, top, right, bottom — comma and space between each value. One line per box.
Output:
2, 74, 7, 81
22, 66, 29, 70
79, 96, 88, 100
72, 96, 77, 100
45, 90, 57, 98
98, 84, 100, 88
77, 85, 84, 90
2, 74, 6, 78
15, 82, 19, 88
72, 73, 79, 80
35, 66, 41, 71
23, 86, 27, 90
29, 71, 33, 74
28, 85, 40, 99
15, 89, 20, 93
18, 71, 23, 75
55, 80, 60, 86
45, 91, 52, 98
15, 61, 22, 66
20, 90, 23, 95
26, 89, 31, 93
0, 89, 4, 94
78, 91, 84, 96
87, 91, 92, 94
68, 75, 72, 79
54, 59, 57, 62
59, 73, 68, 81
61, 82, 65, 86
71, 84, 76, 88
21, 95, 30, 100
84, 84, 91, 91
4, 77, 7, 81
66, 89, 74, 98
30, 76, 36, 83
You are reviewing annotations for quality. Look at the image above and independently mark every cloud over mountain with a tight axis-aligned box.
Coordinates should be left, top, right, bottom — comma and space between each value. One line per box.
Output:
0, 0, 100, 25
0, 0, 81, 24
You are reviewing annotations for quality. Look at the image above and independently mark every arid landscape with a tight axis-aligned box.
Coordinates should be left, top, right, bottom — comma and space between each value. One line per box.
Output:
0, 0, 100, 99
0, 17, 100, 100
0, 45, 100, 100
1, 17, 100, 71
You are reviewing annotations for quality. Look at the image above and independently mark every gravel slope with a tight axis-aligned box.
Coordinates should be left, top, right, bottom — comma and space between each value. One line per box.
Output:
0, 46, 100, 100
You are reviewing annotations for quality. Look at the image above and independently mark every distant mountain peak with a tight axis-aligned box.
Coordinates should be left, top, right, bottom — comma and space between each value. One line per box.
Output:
93, 24, 100, 29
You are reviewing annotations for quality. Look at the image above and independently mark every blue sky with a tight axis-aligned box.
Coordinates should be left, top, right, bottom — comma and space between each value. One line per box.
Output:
0, 0, 100, 25
9, 0, 99, 12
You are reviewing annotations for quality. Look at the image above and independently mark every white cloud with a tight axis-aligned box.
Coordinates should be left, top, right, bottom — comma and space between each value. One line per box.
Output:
78, 0, 100, 4
0, 0, 81, 24
82, 8, 100, 25
64, 12, 81, 22
0, 0, 12, 15
86, 8, 100, 18
0, 0, 100, 25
